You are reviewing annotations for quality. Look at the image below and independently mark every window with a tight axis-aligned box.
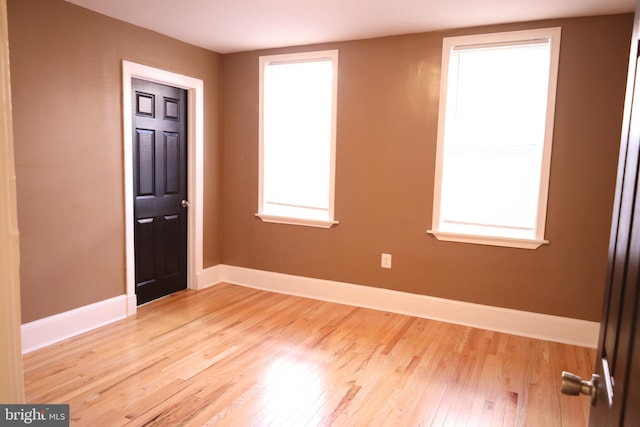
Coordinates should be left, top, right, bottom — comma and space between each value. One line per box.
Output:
429, 28, 561, 249
257, 50, 339, 228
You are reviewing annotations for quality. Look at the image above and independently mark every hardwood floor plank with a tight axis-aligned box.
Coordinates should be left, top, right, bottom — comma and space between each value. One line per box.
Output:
23, 283, 596, 426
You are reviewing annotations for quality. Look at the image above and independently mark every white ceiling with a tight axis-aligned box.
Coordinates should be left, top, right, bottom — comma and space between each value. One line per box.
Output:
65, 0, 634, 54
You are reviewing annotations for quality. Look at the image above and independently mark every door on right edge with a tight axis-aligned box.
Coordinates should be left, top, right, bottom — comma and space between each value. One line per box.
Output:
580, 1, 640, 424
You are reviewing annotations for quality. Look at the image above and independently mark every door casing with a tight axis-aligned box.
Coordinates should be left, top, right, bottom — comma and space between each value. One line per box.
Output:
122, 61, 204, 314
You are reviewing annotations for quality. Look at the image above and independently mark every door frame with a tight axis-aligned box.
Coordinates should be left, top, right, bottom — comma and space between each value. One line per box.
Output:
0, 0, 25, 402
122, 61, 204, 315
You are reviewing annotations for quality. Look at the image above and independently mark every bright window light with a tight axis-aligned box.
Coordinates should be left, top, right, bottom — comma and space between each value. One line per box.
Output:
258, 50, 339, 228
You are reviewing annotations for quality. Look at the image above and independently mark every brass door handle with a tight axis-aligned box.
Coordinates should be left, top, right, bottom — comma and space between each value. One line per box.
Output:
181, 200, 190, 208
561, 371, 599, 404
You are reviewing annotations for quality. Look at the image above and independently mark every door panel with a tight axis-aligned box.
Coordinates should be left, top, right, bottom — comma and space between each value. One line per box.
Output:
134, 217, 155, 285
165, 133, 181, 194
136, 129, 155, 196
162, 214, 181, 275
132, 78, 188, 305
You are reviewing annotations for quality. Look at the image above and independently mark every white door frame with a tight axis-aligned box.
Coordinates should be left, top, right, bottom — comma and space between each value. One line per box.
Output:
122, 61, 204, 315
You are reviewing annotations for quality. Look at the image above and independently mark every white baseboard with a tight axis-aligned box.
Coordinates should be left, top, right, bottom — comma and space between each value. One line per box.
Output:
23, 266, 599, 354
21, 295, 128, 354
20, 264, 224, 354
200, 265, 600, 348
196, 264, 224, 290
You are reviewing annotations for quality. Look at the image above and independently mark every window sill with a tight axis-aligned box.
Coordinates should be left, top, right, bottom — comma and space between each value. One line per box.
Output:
427, 230, 548, 249
256, 213, 339, 229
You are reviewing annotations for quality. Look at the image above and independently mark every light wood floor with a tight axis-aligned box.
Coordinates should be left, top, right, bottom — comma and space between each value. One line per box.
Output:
23, 283, 595, 426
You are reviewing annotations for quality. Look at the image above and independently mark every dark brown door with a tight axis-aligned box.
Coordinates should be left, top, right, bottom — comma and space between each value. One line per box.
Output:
132, 78, 188, 305
569, 1, 640, 424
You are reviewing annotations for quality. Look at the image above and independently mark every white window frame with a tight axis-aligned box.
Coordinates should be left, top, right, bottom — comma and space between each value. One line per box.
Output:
428, 28, 561, 249
257, 50, 339, 228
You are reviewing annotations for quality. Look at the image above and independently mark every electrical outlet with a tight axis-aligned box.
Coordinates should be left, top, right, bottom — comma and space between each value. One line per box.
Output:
381, 253, 392, 269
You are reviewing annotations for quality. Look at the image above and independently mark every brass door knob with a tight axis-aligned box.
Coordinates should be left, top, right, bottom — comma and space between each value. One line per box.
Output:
561, 371, 598, 404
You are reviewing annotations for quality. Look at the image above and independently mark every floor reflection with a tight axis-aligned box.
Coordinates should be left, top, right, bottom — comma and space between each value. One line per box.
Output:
259, 355, 326, 426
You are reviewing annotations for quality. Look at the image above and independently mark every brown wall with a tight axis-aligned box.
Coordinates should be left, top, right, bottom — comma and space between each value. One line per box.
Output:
222, 14, 632, 321
8, 0, 632, 324
8, 0, 223, 323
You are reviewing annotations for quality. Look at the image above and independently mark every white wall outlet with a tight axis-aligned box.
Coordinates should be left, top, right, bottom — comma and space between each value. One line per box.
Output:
381, 253, 392, 269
